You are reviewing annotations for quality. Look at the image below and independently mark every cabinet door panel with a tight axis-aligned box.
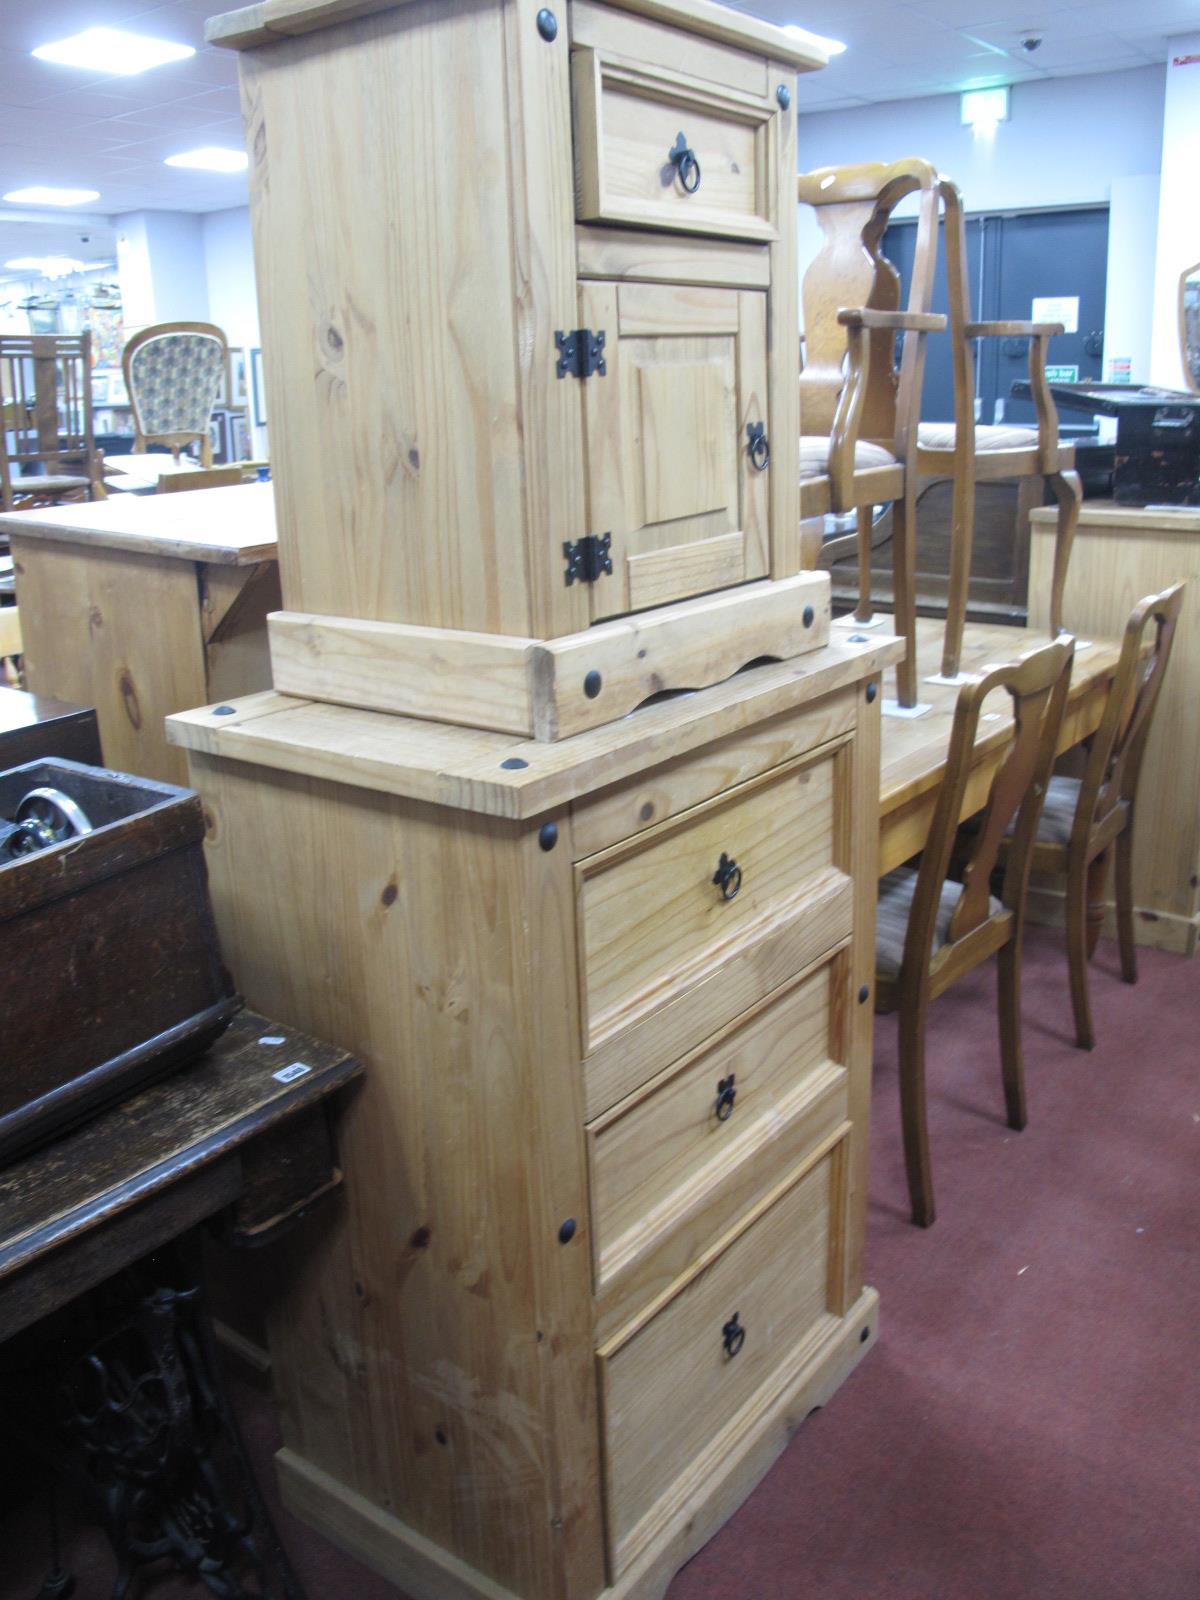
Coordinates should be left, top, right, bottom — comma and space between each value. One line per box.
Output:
579, 279, 770, 620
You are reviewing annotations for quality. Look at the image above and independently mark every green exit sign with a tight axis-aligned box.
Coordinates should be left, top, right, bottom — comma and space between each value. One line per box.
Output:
1045, 364, 1080, 383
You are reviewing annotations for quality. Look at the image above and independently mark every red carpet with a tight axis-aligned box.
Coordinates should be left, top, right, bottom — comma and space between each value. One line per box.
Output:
4, 926, 1198, 1599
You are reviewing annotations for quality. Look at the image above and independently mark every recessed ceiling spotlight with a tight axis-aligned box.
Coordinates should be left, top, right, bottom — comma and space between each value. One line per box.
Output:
3, 186, 100, 207
164, 147, 249, 173
784, 25, 848, 56
32, 28, 195, 76
5, 257, 86, 278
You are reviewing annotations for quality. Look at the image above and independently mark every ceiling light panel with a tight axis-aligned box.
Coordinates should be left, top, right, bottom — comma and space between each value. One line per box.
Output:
164, 147, 249, 173
32, 29, 196, 77
3, 186, 100, 206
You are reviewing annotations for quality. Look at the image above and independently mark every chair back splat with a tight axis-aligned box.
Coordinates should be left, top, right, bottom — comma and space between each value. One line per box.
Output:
1073, 583, 1184, 851
913, 635, 1075, 979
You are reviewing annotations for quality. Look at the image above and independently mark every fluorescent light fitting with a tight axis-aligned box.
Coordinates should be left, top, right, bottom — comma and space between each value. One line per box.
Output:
5, 257, 86, 278
32, 28, 195, 76
784, 25, 847, 56
3, 186, 99, 207
164, 147, 249, 173
961, 85, 1010, 126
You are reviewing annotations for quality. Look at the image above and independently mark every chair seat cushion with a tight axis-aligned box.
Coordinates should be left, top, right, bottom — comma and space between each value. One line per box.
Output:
11, 473, 90, 493
875, 866, 1001, 978
918, 422, 1039, 452
799, 435, 897, 480
1030, 773, 1081, 845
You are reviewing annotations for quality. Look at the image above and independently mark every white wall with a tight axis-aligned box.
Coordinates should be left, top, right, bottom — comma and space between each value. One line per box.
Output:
1106, 175, 1161, 385
202, 206, 266, 456
115, 211, 209, 333
796, 65, 1165, 215
1149, 38, 1200, 386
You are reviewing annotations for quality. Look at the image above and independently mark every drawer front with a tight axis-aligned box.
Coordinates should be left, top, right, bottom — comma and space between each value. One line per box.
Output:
572, 689, 857, 859
590, 953, 849, 1300
600, 1148, 845, 1573
577, 740, 849, 1061
572, 49, 778, 241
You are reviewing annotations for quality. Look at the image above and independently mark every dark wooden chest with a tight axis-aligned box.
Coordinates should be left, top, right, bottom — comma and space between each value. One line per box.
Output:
1, 758, 238, 1160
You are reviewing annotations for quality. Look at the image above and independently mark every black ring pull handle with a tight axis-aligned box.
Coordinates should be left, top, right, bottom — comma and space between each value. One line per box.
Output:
668, 131, 701, 194
746, 422, 770, 471
712, 852, 742, 901
715, 1073, 737, 1122
722, 1313, 745, 1359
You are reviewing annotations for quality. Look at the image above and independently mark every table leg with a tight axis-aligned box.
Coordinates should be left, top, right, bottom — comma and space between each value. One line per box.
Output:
5, 1238, 305, 1600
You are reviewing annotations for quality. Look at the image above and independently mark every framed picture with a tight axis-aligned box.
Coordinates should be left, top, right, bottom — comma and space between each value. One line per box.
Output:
91, 372, 110, 406
229, 411, 250, 463
208, 411, 229, 465
251, 347, 267, 427
228, 347, 248, 409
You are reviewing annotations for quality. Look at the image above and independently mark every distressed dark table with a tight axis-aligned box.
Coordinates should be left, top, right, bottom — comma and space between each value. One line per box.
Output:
0, 1007, 362, 1598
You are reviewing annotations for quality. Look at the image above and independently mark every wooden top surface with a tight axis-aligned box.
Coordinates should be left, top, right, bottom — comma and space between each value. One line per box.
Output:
1030, 500, 1200, 535
879, 618, 1125, 817
168, 632, 903, 819
0, 482, 277, 566
0, 1007, 361, 1281
207, 0, 829, 68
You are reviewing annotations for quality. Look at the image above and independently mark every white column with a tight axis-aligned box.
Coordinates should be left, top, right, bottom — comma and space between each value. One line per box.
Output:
1150, 37, 1200, 386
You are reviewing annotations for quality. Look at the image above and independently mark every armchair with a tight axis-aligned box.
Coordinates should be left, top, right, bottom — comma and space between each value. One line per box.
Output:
918, 176, 1082, 681
798, 158, 946, 709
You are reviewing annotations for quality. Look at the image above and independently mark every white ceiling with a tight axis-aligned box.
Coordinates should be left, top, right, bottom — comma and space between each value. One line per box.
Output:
740, 0, 1190, 110
0, 0, 1191, 266
0, 0, 247, 266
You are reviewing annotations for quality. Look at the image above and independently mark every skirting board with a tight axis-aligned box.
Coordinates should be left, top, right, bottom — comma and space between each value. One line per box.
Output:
267, 574, 832, 742
1026, 884, 1199, 958
275, 1287, 879, 1600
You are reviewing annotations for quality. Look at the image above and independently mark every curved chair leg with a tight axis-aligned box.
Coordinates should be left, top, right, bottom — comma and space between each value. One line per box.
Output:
1064, 849, 1095, 1050
1045, 469, 1082, 638
997, 936, 1028, 1129
892, 484, 919, 708
854, 504, 875, 622
1085, 848, 1109, 960
1115, 821, 1138, 984
898, 986, 935, 1226
940, 455, 977, 680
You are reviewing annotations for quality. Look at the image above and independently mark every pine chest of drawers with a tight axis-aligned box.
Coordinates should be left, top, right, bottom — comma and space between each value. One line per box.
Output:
196, 0, 894, 1594
167, 630, 900, 1600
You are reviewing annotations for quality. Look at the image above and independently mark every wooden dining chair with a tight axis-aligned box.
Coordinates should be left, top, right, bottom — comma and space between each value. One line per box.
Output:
919, 176, 1083, 683
0, 333, 103, 510
1000, 583, 1184, 1051
875, 634, 1075, 1226
798, 158, 946, 709
123, 322, 228, 465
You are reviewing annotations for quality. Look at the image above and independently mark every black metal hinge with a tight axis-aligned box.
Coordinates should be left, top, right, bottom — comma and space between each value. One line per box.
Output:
555, 328, 606, 379
563, 533, 612, 586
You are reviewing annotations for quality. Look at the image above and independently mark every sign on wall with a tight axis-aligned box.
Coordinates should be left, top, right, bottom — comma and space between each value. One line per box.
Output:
1032, 295, 1080, 333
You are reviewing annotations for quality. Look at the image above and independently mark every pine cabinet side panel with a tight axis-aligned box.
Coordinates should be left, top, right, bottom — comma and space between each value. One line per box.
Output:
238, 0, 535, 635
765, 62, 799, 576
501, 0, 591, 643
188, 752, 602, 1600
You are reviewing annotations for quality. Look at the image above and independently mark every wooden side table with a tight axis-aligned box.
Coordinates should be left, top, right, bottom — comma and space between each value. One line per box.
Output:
0, 1007, 362, 1598
3, 484, 278, 786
